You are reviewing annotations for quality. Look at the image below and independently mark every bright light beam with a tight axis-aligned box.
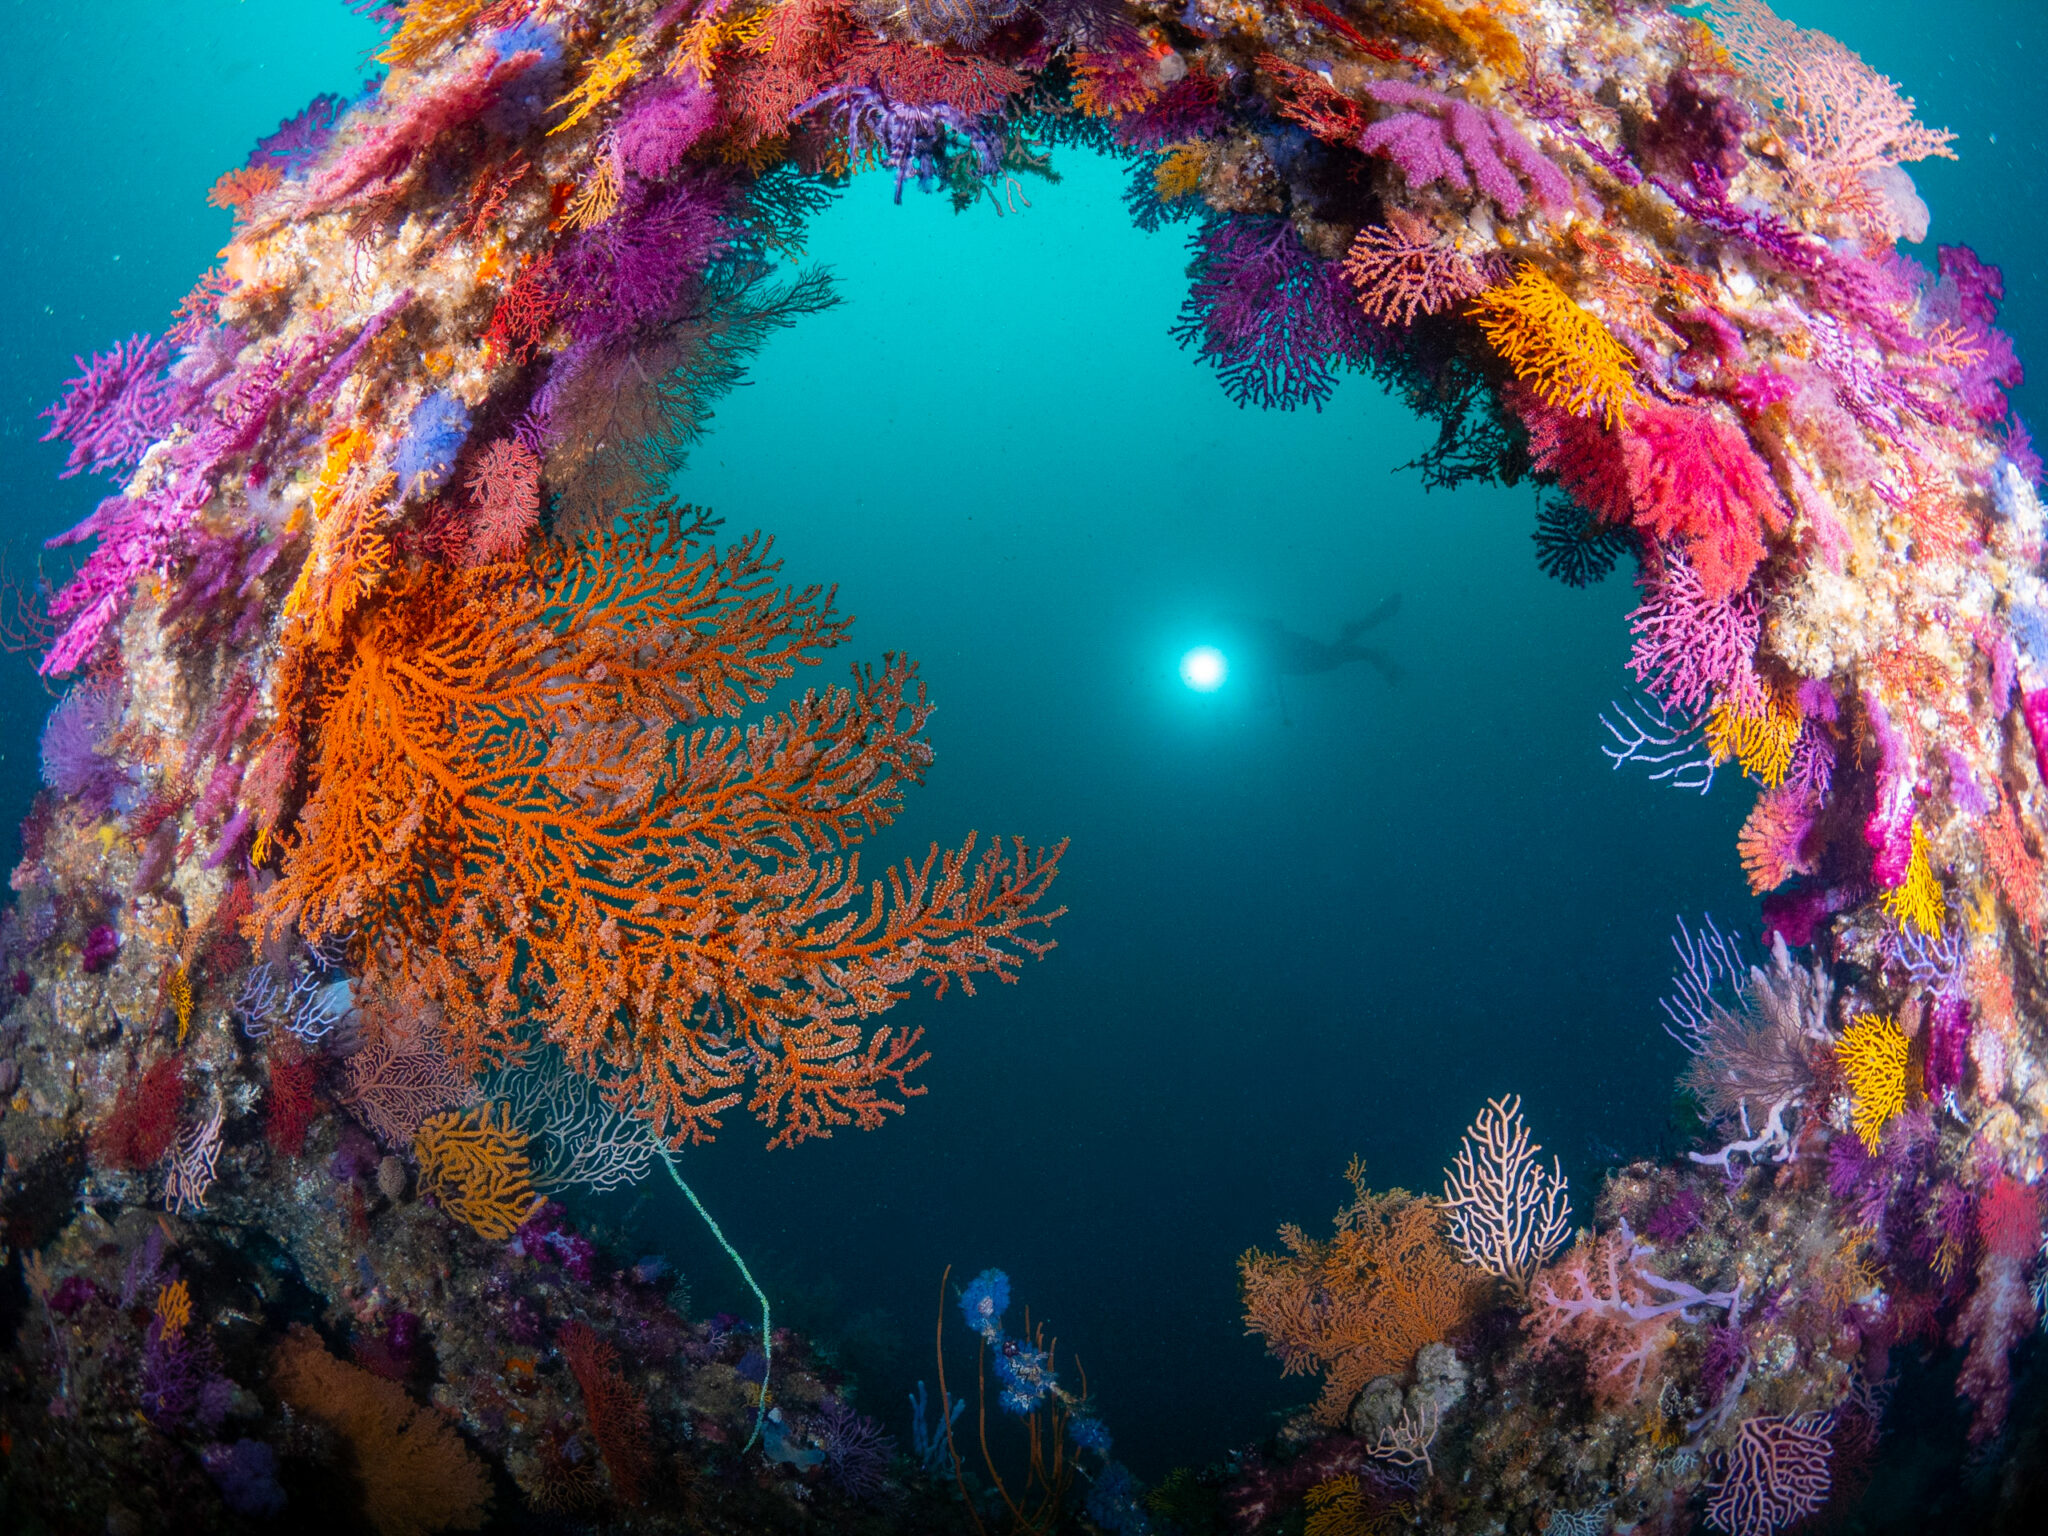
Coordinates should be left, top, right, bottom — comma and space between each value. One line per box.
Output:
1179, 645, 1228, 692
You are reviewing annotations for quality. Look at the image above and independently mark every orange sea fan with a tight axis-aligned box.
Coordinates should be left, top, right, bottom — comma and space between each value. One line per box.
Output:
1980, 798, 2046, 944
1470, 265, 1642, 429
1072, 37, 1170, 119
1240, 1159, 1485, 1426
260, 507, 1065, 1149
207, 164, 283, 214
1739, 784, 1818, 893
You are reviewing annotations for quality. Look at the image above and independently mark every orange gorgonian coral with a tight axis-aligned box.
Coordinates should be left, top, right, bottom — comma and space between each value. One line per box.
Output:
413, 1102, 544, 1241
1240, 1159, 1485, 1425
207, 165, 283, 214
259, 506, 1065, 1148
1737, 785, 1817, 893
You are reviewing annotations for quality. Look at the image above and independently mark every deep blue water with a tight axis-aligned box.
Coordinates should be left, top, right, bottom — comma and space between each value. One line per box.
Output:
2, 0, 2043, 1480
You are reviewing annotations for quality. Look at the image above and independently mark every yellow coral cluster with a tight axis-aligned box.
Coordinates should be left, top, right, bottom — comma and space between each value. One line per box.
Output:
376, 0, 486, 69
1154, 144, 1207, 203
169, 965, 194, 1047
1469, 265, 1642, 428
414, 1103, 544, 1242
552, 38, 644, 134
1837, 1014, 1909, 1151
1706, 690, 1801, 786
1879, 823, 1945, 937
155, 1278, 192, 1337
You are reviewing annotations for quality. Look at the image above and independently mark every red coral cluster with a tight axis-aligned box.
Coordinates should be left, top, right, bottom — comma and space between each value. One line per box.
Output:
90, 1058, 185, 1170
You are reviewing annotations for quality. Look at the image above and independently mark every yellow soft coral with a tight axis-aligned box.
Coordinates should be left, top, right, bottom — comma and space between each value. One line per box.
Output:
1837, 1014, 1908, 1151
1154, 143, 1207, 202
376, 0, 486, 68
1469, 265, 1642, 428
1879, 823, 1944, 937
414, 1103, 544, 1241
1706, 690, 1801, 786
155, 1278, 193, 1337
552, 39, 644, 135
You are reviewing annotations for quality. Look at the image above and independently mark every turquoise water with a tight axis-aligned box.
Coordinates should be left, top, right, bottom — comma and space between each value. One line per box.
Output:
3, 0, 2044, 1480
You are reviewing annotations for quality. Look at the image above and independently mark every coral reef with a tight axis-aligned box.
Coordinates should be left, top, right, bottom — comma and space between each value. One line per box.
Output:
6, 0, 2047, 1531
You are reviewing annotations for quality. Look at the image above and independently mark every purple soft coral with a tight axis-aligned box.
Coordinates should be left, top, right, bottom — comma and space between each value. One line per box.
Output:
1359, 81, 1573, 220
615, 71, 719, 181
40, 334, 175, 480
1171, 217, 1375, 412
249, 93, 346, 176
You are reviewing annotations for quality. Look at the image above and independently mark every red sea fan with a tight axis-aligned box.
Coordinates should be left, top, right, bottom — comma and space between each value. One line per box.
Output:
1520, 391, 1631, 523
91, 1057, 186, 1170
1619, 402, 1788, 600
463, 439, 544, 564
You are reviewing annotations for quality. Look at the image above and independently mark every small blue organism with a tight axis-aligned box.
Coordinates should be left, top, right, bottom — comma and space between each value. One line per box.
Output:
959, 1267, 1010, 1341
392, 390, 471, 499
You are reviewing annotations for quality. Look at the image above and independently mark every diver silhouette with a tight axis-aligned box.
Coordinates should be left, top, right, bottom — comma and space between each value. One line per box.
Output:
1217, 595, 1402, 722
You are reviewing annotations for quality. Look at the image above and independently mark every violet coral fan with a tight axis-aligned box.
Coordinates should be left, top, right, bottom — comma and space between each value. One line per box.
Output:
40, 334, 175, 480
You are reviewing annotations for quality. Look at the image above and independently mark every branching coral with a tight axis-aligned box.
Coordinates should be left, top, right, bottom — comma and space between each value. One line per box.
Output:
1240, 1159, 1485, 1425
262, 508, 1064, 1147
1470, 266, 1640, 428
1836, 1015, 1909, 1152
413, 1102, 544, 1241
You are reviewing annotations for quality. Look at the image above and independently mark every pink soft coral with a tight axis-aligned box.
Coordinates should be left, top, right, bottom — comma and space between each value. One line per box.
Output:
1526, 1220, 1741, 1407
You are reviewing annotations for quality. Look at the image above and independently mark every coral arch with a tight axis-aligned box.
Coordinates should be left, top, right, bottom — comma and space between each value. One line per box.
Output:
10, 2, 2047, 1532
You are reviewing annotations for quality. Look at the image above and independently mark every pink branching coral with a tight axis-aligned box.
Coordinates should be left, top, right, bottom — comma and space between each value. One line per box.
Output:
1704, 1412, 1834, 1536
1358, 80, 1573, 221
461, 439, 544, 564
1526, 1219, 1741, 1406
1626, 555, 1763, 719
1703, 2, 1955, 188
1341, 210, 1484, 327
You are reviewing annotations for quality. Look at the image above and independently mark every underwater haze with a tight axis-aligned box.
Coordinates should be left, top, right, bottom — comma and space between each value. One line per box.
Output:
3, 0, 2046, 1503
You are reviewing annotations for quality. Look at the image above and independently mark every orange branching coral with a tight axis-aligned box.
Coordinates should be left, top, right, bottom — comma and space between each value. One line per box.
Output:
1406, 0, 1526, 78
1239, 1159, 1485, 1426
1071, 36, 1170, 119
413, 1103, 544, 1241
273, 1324, 491, 1536
1470, 265, 1642, 429
281, 427, 395, 650
207, 165, 282, 214
1154, 144, 1207, 203
155, 1278, 193, 1336
1738, 785, 1817, 893
261, 509, 1065, 1148
1980, 798, 2045, 944
561, 150, 623, 230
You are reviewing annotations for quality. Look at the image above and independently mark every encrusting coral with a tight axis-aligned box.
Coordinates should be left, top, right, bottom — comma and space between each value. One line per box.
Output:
6, 0, 2048, 1531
